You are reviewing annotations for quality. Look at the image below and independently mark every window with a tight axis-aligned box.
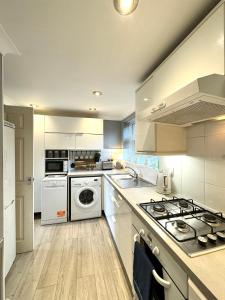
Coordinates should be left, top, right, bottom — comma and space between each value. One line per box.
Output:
122, 117, 158, 169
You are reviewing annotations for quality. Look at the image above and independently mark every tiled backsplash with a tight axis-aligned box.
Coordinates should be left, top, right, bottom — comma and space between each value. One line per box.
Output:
160, 120, 225, 213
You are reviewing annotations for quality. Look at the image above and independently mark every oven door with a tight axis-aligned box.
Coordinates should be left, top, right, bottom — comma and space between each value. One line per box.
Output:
45, 160, 64, 173
134, 235, 185, 300
141, 237, 185, 300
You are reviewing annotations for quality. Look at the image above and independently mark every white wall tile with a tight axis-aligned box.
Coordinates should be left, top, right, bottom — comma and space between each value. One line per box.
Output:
159, 156, 182, 194
205, 133, 225, 160
205, 184, 225, 214
205, 120, 225, 136
181, 157, 205, 203
187, 137, 205, 157
205, 160, 225, 188
187, 123, 205, 138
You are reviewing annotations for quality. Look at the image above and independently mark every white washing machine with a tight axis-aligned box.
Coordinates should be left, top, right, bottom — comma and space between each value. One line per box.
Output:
70, 176, 102, 221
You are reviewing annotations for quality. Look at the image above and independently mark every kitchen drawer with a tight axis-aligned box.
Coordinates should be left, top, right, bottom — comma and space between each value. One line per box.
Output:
132, 212, 188, 298
163, 270, 185, 300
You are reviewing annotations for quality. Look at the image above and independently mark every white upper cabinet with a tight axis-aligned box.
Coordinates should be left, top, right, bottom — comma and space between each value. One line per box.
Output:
75, 134, 103, 150
153, 4, 224, 106
44, 115, 103, 134
135, 3, 224, 153
45, 133, 76, 149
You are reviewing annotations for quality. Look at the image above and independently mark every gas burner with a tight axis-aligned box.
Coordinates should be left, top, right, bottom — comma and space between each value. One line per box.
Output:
175, 220, 190, 233
202, 213, 220, 226
179, 199, 189, 209
153, 203, 166, 213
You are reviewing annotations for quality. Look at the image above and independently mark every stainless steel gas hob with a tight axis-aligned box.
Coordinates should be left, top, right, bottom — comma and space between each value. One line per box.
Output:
139, 197, 225, 257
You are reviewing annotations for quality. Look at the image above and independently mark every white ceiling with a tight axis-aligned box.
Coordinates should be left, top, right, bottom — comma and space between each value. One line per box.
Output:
0, 0, 220, 120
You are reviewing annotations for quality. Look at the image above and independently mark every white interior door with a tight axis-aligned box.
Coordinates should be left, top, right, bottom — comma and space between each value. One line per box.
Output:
5, 106, 34, 253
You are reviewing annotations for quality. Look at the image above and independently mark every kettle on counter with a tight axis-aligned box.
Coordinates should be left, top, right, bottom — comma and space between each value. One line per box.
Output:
156, 170, 172, 195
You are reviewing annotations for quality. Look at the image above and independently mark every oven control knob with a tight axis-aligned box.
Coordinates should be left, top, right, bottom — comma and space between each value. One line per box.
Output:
152, 246, 160, 256
216, 232, 225, 241
207, 234, 217, 243
198, 236, 208, 246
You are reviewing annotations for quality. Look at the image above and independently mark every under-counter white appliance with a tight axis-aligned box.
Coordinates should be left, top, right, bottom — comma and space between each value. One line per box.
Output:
70, 177, 101, 221
3, 121, 16, 277
41, 175, 67, 225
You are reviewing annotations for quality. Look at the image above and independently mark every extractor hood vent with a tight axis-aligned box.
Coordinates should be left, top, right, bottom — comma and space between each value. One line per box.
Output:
146, 74, 225, 126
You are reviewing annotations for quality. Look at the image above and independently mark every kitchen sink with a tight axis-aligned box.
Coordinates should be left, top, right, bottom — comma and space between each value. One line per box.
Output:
110, 174, 155, 189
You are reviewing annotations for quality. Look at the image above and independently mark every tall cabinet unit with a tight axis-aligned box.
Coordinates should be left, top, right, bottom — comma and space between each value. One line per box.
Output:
3, 122, 16, 276
34, 115, 45, 213
136, 3, 225, 153
0, 54, 3, 300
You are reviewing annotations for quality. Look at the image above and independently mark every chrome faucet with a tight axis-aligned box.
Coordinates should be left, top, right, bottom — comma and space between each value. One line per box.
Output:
126, 166, 138, 179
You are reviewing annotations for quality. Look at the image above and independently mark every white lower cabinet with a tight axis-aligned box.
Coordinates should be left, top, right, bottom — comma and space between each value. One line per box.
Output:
103, 178, 133, 284
45, 132, 76, 149
75, 133, 103, 150
188, 279, 207, 300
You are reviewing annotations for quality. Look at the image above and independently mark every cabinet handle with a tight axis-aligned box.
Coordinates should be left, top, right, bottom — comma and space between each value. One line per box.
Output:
117, 194, 123, 201
4, 199, 15, 210
134, 233, 139, 242
111, 196, 120, 208
152, 246, 160, 256
152, 270, 171, 289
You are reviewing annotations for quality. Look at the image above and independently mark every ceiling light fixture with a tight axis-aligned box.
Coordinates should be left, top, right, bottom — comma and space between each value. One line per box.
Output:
113, 0, 139, 16
92, 90, 103, 97
144, 98, 150, 102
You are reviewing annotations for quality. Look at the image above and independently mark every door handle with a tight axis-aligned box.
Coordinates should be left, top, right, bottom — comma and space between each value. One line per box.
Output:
152, 270, 171, 289
26, 176, 34, 185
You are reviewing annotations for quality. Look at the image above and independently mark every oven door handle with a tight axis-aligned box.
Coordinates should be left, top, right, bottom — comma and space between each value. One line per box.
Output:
152, 270, 171, 289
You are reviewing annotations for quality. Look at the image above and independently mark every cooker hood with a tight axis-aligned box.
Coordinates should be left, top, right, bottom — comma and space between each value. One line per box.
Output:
147, 74, 225, 126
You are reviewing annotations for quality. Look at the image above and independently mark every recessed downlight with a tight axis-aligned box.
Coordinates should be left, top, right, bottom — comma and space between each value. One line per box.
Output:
144, 98, 150, 102
92, 90, 103, 97
89, 107, 97, 111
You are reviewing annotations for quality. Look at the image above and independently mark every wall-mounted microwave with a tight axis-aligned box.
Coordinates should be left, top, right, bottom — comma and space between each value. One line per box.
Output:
45, 159, 68, 174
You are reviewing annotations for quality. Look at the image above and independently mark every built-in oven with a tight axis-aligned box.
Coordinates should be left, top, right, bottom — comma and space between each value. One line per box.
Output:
45, 159, 68, 174
132, 213, 187, 300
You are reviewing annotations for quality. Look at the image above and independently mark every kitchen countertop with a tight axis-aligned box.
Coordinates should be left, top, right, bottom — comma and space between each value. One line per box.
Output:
104, 173, 225, 300
68, 169, 224, 299
67, 169, 127, 177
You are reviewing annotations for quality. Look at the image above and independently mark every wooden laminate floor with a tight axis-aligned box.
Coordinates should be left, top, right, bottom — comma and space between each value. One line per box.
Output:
6, 217, 132, 300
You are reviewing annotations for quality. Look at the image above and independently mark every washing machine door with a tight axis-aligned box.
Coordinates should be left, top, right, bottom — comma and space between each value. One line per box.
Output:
75, 186, 98, 208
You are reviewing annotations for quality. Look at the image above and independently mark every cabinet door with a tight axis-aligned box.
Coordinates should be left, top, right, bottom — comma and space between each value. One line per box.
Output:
136, 76, 156, 152
188, 279, 207, 300
34, 115, 45, 213
75, 134, 103, 150
45, 115, 79, 133
45, 133, 75, 149
114, 191, 133, 284
153, 4, 224, 106
45, 115, 103, 134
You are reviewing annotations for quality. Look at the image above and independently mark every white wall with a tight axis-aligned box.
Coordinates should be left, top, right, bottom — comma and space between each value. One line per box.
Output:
160, 120, 225, 213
